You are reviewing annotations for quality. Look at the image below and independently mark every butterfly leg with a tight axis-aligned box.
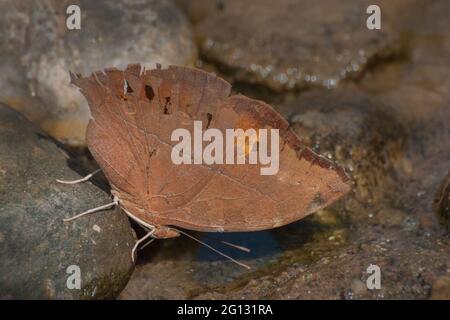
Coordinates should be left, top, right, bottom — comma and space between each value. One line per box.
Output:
63, 196, 119, 222
121, 206, 180, 261
131, 227, 180, 262
131, 227, 181, 262
56, 168, 102, 184
131, 228, 155, 263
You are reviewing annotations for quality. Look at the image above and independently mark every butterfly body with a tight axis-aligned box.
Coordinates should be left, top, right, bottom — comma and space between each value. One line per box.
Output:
72, 64, 350, 236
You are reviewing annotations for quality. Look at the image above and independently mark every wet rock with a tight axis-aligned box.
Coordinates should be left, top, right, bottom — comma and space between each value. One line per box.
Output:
372, 208, 407, 229
286, 88, 406, 203
190, 235, 447, 299
359, 0, 450, 234
0, 0, 196, 146
183, 0, 409, 91
0, 103, 135, 299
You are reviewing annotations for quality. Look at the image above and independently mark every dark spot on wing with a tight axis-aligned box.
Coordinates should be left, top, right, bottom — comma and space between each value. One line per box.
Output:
206, 113, 213, 129
145, 85, 154, 101
163, 97, 171, 114
308, 193, 327, 212
125, 80, 133, 93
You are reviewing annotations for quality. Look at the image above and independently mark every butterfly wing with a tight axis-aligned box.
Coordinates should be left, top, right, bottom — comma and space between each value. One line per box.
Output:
73, 64, 350, 232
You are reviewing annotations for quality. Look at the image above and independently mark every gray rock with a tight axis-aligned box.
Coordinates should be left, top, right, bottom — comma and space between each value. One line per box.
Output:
0, 0, 196, 146
0, 103, 135, 299
183, 0, 408, 91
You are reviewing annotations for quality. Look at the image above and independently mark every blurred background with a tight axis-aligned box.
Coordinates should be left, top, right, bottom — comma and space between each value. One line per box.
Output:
0, 0, 449, 299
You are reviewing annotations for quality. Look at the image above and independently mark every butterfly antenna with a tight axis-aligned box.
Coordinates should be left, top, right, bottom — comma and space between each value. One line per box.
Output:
220, 241, 251, 253
170, 227, 251, 270
202, 234, 251, 253
56, 168, 101, 184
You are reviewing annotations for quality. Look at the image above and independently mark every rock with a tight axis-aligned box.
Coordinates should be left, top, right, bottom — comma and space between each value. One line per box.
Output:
430, 276, 450, 300
0, 0, 196, 146
434, 173, 450, 231
359, 0, 450, 234
286, 87, 406, 203
350, 279, 367, 297
183, 0, 409, 91
0, 103, 135, 299
373, 208, 407, 228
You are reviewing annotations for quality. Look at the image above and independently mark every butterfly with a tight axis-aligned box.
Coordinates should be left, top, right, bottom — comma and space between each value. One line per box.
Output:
62, 64, 350, 267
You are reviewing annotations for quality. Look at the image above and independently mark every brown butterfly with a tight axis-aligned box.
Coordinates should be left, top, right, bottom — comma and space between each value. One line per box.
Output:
61, 64, 350, 267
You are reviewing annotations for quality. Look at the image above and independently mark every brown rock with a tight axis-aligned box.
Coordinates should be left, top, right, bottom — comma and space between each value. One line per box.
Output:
185, 0, 409, 91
